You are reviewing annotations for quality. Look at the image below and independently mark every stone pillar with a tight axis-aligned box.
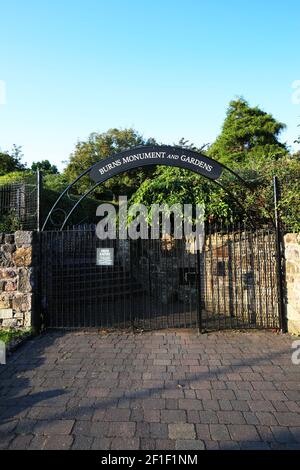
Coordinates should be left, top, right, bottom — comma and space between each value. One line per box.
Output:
284, 233, 300, 335
0, 231, 38, 330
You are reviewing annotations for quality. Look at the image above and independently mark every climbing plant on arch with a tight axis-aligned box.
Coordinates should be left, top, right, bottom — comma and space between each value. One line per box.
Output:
42, 145, 254, 231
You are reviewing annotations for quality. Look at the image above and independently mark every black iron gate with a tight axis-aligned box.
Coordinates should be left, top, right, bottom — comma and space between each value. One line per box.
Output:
39, 224, 280, 331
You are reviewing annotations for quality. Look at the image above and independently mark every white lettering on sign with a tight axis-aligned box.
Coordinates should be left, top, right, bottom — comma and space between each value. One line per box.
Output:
96, 248, 114, 266
180, 154, 212, 172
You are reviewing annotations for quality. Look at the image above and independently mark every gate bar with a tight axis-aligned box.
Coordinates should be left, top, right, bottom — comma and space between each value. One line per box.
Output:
196, 242, 202, 334
273, 176, 287, 333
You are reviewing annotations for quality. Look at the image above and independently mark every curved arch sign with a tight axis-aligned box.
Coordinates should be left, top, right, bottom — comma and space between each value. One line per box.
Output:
90, 145, 223, 183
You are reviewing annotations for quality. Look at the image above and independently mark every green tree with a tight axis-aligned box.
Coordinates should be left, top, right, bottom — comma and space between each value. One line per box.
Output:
130, 100, 300, 230
31, 160, 58, 174
208, 98, 288, 166
0, 145, 25, 175
64, 128, 157, 198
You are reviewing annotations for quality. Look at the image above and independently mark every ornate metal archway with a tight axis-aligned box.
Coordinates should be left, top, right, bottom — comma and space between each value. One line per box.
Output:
42, 145, 253, 231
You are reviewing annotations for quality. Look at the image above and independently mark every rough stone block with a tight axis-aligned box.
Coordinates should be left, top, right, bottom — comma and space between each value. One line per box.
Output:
12, 293, 26, 312
2, 318, 18, 328
17, 268, 32, 293
0, 308, 13, 319
4, 281, 17, 292
24, 311, 32, 327
0, 296, 11, 309
0, 269, 16, 280
4, 234, 15, 244
13, 247, 32, 267
2, 243, 15, 254
284, 233, 300, 336
15, 231, 33, 247
0, 249, 13, 267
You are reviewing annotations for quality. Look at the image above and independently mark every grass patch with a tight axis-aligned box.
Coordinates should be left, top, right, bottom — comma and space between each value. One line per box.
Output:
0, 328, 31, 345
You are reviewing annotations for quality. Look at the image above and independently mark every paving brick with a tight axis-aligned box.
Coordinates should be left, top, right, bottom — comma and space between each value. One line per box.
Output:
9, 434, 33, 450
130, 408, 144, 422
2, 330, 300, 450
270, 426, 297, 443
217, 411, 246, 425
142, 398, 165, 410
168, 423, 196, 440
211, 390, 236, 400
175, 439, 205, 450
150, 423, 168, 439
0, 419, 18, 435
141, 438, 156, 450
255, 412, 278, 426
218, 399, 233, 411
43, 435, 74, 450
271, 401, 290, 412
91, 438, 112, 450
103, 409, 130, 422
228, 425, 261, 442
289, 427, 300, 443
144, 409, 160, 422
239, 441, 271, 450
136, 422, 150, 438
72, 435, 93, 450
187, 410, 201, 423
178, 399, 203, 410
248, 400, 276, 412
110, 438, 140, 449
27, 435, 47, 450
202, 399, 220, 411
161, 410, 186, 423
209, 424, 230, 441
204, 440, 219, 450
34, 419, 75, 435
107, 421, 136, 438
155, 439, 175, 450
195, 390, 212, 400
15, 419, 37, 434
199, 410, 218, 424
262, 390, 287, 401
219, 440, 240, 450
274, 413, 300, 427
195, 424, 211, 440
72, 420, 94, 436
231, 400, 250, 412
165, 398, 179, 410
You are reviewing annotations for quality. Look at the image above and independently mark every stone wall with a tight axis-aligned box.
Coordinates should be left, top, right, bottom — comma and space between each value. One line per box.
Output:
284, 233, 300, 335
0, 231, 38, 330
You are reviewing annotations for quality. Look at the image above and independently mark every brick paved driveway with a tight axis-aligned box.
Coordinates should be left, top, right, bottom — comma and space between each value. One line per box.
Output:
1, 330, 300, 450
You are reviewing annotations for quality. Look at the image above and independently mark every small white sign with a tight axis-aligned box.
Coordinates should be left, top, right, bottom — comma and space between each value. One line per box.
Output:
0, 340, 6, 365
96, 248, 114, 266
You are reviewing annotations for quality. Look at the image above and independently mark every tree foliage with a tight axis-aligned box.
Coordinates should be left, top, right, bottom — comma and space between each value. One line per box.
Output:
1, 100, 299, 233
64, 128, 157, 199
208, 98, 288, 166
0, 145, 25, 176
130, 100, 300, 231
31, 160, 58, 174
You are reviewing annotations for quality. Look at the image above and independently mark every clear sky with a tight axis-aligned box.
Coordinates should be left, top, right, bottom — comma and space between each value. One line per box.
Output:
0, 0, 299, 171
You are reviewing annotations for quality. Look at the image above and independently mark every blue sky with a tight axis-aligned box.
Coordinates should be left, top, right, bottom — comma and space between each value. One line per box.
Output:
0, 0, 299, 171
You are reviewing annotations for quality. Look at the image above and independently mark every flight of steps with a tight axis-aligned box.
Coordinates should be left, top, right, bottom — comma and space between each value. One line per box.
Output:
50, 261, 145, 302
